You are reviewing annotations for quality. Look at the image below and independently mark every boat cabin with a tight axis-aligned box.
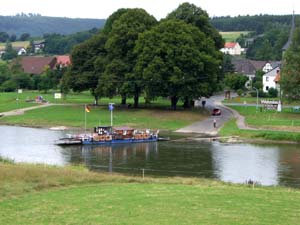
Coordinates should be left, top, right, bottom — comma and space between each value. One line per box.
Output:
94, 126, 112, 135
113, 127, 134, 140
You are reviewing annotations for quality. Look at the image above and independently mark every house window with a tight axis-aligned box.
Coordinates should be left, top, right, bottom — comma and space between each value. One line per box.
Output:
266, 86, 269, 91
266, 77, 269, 82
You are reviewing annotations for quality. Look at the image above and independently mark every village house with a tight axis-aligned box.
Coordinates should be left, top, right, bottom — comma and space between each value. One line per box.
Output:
18, 55, 71, 75
262, 67, 280, 93
19, 56, 57, 75
232, 59, 281, 80
33, 40, 45, 53
15, 47, 27, 55
220, 42, 244, 55
56, 55, 71, 68
0, 46, 27, 58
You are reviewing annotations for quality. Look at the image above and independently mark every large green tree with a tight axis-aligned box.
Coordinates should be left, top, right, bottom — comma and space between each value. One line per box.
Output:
0, 61, 10, 84
167, 2, 224, 50
104, 8, 157, 106
2, 42, 17, 60
135, 19, 222, 110
280, 21, 300, 100
65, 32, 107, 104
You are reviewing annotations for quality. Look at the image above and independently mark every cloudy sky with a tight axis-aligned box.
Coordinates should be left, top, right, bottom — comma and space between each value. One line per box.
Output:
1, 0, 298, 19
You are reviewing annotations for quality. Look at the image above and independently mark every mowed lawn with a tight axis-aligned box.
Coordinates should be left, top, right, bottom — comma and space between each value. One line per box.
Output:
0, 163, 299, 225
0, 105, 207, 130
1, 184, 300, 225
230, 105, 300, 130
220, 31, 249, 42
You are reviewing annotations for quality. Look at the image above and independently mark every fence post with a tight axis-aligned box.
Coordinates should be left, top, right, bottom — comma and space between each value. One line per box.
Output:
142, 169, 145, 180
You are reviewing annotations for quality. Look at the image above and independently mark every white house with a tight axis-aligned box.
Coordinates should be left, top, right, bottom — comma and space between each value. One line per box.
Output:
220, 42, 244, 55
262, 61, 281, 73
15, 47, 27, 55
263, 67, 280, 93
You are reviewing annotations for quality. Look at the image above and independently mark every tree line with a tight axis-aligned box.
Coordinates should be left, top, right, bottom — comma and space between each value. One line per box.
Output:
0, 60, 66, 93
0, 14, 105, 37
62, 3, 224, 110
211, 15, 293, 34
281, 19, 300, 100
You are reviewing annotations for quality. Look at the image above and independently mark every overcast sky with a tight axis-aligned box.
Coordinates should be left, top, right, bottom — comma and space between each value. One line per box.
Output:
1, 0, 298, 19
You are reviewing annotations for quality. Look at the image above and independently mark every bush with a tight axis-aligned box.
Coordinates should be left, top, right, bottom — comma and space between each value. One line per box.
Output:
0, 79, 17, 92
237, 89, 244, 96
250, 90, 267, 98
268, 87, 278, 98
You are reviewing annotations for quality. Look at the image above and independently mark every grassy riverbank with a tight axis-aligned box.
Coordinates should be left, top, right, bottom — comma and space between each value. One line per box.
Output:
0, 105, 207, 131
230, 105, 300, 131
0, 91, 209, 130
1, 162, 300, 224
220, 104, 300, 142
0, 91, 190, 113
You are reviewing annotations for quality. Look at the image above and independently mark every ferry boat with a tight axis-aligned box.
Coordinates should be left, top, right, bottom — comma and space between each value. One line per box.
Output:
56, 126, 159, 145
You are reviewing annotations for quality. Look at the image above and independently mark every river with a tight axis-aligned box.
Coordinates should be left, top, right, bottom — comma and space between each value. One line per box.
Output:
1, 125, 300, 188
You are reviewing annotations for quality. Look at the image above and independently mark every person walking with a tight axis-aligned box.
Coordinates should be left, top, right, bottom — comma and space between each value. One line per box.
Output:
213, 119, 217, 128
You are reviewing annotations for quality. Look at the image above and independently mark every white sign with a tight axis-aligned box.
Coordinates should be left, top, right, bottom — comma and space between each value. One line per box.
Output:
54, 93, 62, 99
18, 89, 22, 93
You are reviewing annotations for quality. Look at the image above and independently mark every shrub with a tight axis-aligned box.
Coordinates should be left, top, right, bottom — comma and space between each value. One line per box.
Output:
0, 79, 17, 92
268, 87, 278, 98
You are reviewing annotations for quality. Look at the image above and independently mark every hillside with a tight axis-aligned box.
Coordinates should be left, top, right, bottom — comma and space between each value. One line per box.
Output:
0, 15, 105, 37
211, 14, 292, 33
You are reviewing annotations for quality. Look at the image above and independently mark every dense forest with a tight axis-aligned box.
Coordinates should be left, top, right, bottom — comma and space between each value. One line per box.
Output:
0, 14, 105, 37
211, 15, 293, 34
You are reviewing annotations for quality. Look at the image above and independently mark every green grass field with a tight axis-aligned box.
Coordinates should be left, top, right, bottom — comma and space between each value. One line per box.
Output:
0, 91, 207, 130
220, 104, 300, 142
220, 31, 249, 42
0, 41, 30, 49
0, 105, 206, 130
0, 163, 299, 225
230, 105, 300, 129
0, 91, 184, 113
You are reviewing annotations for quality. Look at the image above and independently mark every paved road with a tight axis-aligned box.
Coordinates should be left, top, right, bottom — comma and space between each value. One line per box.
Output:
176, 95, 234, 136
175, 92, 259, 136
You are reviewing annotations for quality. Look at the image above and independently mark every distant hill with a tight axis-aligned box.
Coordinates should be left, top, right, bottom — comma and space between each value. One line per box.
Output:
0, 14, 106, 37
211, 15, 292, 34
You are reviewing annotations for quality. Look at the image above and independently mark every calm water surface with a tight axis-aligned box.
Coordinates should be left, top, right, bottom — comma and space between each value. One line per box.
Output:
1, 125, 300, 188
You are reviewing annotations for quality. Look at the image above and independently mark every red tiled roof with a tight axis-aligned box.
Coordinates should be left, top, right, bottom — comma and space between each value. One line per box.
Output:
20, 56, 57, 75
224, 42, 237, 48
56, 55, 71, 66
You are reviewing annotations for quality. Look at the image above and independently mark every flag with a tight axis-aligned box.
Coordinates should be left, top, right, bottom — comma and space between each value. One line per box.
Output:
85, 105, 91, 113
108, 104, 114, 111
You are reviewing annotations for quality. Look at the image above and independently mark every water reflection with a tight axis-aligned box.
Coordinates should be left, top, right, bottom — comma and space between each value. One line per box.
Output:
1, 125, 300, 187
0, 125, 66, 165
211, 142, 280, 186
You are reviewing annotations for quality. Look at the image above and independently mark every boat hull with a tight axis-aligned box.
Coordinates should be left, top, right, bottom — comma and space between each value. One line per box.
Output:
82, 137, 158, 145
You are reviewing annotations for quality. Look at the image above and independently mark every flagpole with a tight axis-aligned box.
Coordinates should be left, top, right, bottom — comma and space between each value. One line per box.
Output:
109, 103, 114, 127
111, 107, 113, 127
84, 104, 87, 134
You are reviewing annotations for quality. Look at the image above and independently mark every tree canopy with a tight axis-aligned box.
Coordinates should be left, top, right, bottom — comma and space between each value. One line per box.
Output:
65, 4, 223, 109
167, 3, 224, 49
135, 19, 222, 109
280, 20, 300, 100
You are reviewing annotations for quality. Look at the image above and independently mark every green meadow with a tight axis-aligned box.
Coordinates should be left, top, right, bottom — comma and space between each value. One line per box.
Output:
0, 41, 30, 49
220, 31, 249, 42
0, 91, 208, 130
0, 162, 299, 225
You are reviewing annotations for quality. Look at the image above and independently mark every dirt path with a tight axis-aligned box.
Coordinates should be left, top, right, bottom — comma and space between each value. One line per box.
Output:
0, 103, 54, 117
